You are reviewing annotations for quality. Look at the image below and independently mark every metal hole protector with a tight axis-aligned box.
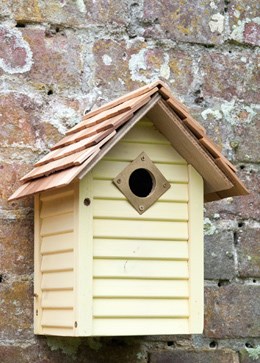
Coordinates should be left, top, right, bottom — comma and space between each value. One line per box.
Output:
113, 152, 171, 214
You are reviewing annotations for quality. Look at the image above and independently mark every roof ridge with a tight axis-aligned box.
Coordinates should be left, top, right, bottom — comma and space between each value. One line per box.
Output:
82, 80, 165, 121
8, 82, 249, 202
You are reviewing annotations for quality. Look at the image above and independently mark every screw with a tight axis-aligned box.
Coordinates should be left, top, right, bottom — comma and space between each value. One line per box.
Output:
141, 156, 145, 161
163, 183, 167, 188
139, 205, 144, 211
117, 179, 121, 184
36, 309, 38, 316
33, 293, 38, 298
74, 321, 78, 328
84, 198, 91, 206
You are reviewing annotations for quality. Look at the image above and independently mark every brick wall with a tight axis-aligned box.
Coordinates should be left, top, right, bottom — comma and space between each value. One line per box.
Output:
0, 1, 259, 362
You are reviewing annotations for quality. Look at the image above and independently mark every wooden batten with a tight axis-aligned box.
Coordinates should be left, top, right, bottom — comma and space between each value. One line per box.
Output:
73, 174, 93, 336
187, 165, 204, 333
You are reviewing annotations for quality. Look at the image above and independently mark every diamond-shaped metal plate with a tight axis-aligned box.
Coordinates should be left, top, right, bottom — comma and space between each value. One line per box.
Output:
113, 152, 171, 214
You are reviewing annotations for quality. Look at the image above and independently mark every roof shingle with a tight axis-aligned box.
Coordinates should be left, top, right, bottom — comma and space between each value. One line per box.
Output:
9, 80, 249, 202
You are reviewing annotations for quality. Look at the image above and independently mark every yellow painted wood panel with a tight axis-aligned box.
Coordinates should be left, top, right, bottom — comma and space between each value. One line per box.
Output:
40, 194, 74, 218
41, 308, 74, 328
40, 187, 74, 202
93, 298, 189, 318
41, 271, 74, 290
42, 290, 74, 308
93, 279, 189, 298
188, 165, 204, 334
93, 160, 188, 183
41, 251, 74, 272
41, 326, 74, 336
93, 259, 189, 279
92, 318, 189, 336
123, 123, 171, 144
93, 199, 188, 221
104, 141, 186, 164
76, 174, 93, 336
41, 232, 74, 254
40, 212, 74, 236
93, 239, 188, 260
34, 195, 42, 334
93, 219, 188, 240
93, 180, 188, 202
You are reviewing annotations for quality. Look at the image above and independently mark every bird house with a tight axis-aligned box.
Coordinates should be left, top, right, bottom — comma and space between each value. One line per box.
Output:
9, 81, 248, 337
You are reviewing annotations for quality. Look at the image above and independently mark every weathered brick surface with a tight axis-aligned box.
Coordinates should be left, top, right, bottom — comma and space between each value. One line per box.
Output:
205, 285, 260, 338
237, 229, 260, 278
234, 116, 260, 163
21, 28, 83, 91
0, 162, 34, 211
0, 0, 259, 361
143, 0, 226, 45
239, 349, 260, 363
0, 280, 33, 340
0, 218, 33, 275
205, 165, 260, 221
93, 39, 194, 100
0, 26, 32, 75
0, 92, 42, 146
9, 0, 129, 28
201, 50, 259, 103
204, 232, 235, 280
149, 350, 239, 363
228, 0, 260, 46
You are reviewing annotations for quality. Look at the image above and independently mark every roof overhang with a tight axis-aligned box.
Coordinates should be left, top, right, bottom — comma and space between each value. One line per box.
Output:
9, 81, 249, 202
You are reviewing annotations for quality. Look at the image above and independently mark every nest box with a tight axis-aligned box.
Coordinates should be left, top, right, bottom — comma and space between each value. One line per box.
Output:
10, 81, 248, 337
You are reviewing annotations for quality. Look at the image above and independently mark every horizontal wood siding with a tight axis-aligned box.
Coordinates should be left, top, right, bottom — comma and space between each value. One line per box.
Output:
93, 279, 189, 298
92, 318, 189, 336
93, 180, 188, 202
90, 119, 190, 335
93, 239, 188, 260
93, 199, 188, 221
93, 259, 189, 279
35, 186, 76, 336
93, 298, 189, 318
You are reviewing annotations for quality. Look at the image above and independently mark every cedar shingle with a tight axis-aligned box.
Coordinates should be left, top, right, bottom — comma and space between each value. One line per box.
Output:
8, 80, 248, 202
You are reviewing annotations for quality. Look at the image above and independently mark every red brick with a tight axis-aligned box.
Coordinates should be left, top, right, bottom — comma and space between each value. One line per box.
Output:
244, 23, 260, 46
0, 26, 32, 75
0, 162, 34, 210
205, 232, 236, 280
205, 165, 260, 221
0, 92, 41, 146
201, 50, 259, 103
149, 350, 239, 363
21, 28, 83, 91
239, 349, 260, 363
237, 229, 260, 278
0, 346, 38, 363
143, 0, 226, 45
229, 0, 260, 46
93, 39, 194, 101
0, 218, 33, 276
0, 280, 34, 340
205, 285, 260, 338
10, 1, 128, 28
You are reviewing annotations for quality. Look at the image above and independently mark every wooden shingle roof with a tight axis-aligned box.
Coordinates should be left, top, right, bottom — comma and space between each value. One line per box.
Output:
9, 80, 248, 202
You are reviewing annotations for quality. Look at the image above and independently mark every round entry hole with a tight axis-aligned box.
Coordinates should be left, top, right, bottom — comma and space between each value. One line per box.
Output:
129, 168, 154, 198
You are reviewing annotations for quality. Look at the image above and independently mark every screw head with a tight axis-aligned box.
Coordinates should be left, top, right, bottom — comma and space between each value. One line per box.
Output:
117, 179, 121, 184
163, 183, 167, 188
139, 205, 144, 211
84, 198, 91, 206
141, 156, 145, 161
